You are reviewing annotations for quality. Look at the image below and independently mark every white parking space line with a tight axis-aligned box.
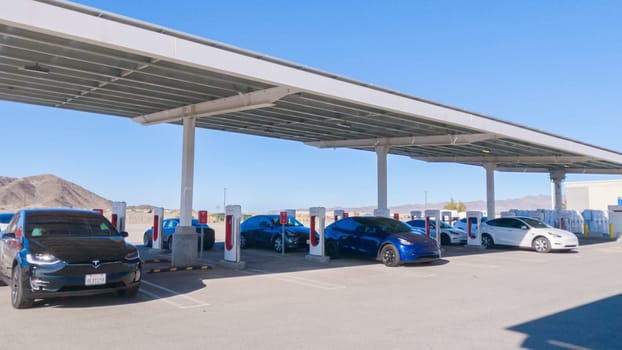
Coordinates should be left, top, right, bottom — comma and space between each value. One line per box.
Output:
243, 268, 346, 290
140, 280, 210, 309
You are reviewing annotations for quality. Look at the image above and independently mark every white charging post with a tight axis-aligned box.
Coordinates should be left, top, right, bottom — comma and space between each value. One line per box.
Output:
334, 209, 345, 222
424, 209, 441, 248
224, 205, 242, 263
373, 208, 390, 217
410, 210, 422, 220
466, 211, 483, 246
111, 201, 126, 232
441, 210, 453, 224
152, 207, 164, 249
308, 207, 325, 257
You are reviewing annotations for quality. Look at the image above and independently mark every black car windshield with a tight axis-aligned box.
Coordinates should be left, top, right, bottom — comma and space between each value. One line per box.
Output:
25, 212, 119, 238
521, 217, 550, 228
270, 216, 304, 227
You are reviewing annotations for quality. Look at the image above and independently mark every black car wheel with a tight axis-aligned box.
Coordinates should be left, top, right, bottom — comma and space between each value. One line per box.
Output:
11, 267, 33, 309
380, 244, 401, 267
440, 233, 450, 245
143, 232, 152, 248
326, 240, 340, 259
532, 236, 552, 253
273, 236, 283, 253
481, 234, 494, 249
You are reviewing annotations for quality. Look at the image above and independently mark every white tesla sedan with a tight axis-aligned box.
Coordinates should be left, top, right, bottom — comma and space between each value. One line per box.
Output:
479, 216, 579, 253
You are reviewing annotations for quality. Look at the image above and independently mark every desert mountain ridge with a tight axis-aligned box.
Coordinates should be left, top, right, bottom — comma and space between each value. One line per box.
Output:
0, 174, 552, 214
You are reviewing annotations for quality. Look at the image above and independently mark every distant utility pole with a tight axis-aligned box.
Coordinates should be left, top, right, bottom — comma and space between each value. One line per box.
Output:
223, 187, 227, 213
424, 190, 428, 210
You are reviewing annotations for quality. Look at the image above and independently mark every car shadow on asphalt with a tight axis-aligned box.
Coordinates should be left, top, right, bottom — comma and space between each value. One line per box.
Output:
508, 293, 622, 349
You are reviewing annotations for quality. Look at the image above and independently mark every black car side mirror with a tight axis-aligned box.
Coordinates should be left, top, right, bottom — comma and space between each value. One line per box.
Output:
120, 231, 129, 238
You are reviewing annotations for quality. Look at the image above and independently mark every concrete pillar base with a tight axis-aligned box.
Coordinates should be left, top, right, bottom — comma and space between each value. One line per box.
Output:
218, 260, 247, 269
305, 255, 331, 263
171, 226, 198, 267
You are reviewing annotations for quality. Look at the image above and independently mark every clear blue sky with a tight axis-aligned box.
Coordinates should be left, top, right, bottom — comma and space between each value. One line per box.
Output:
2, 0, 621, 212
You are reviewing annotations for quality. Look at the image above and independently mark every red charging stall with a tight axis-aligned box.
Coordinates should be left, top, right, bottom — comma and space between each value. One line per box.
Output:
111, 201, 126, 232
308, 207, 325, 257
466, 211, 483, 246
224, 205, 242, 263
424, 209, 441, 248
152, 207, 164, 249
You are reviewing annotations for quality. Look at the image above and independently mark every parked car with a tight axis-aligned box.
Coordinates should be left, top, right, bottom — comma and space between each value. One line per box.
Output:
406, 219, 467, 245
0, 208, 141, 309
143, 217, 215, 251
0, 212, 14, 232
453, 216, 488, 235
324, 216, 441, 267
479, 216, 579, 253
240, 214, 310, 252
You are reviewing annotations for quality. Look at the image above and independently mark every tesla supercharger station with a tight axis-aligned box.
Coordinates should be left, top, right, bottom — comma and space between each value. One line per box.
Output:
441, 210, 452, 224
224, 205, 242, 264
111, 201, 126, 232
373, 208, 390, 217
466, 211, 483, 246
410, 210, 422, 220
152, 207, 164, 249
308, 207, 326, 256
334, 209, 347, 222
424, 209, 441, 248
306, 207, 330, 263
393, 212, 400, 220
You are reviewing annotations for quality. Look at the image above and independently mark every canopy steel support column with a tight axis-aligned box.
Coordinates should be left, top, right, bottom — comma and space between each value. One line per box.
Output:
172, 115, 198, 267
376, 145, 389, 211
550, 170, 566, 211
484, 163, 496, 219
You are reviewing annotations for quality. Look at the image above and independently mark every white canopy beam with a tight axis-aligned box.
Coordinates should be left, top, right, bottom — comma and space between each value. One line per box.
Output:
306, 133, 496, 149
494, 167, 622, 174
412, 155, 592, 164
133, 86, 298, 126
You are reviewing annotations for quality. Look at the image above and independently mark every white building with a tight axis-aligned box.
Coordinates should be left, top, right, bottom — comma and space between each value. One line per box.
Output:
566, 179, 622, 212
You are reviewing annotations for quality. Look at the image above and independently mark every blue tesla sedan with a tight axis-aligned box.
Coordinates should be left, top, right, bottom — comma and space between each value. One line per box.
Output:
240, 214, 310, 253
324, 216, 441, 267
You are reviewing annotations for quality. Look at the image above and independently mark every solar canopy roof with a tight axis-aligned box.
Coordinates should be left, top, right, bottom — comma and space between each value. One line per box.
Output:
2, 0, 622, 175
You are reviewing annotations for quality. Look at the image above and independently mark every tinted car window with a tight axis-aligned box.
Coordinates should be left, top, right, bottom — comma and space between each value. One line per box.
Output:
24, 212, 118, 238
332, 218, 362, 232
520, 217, 549, 228
484, 219, 498, 227
354, 217, 413, 234
508, 219, 526, 229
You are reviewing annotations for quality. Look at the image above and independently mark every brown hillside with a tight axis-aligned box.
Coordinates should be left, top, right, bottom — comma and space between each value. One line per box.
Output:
0, 174, 111, 210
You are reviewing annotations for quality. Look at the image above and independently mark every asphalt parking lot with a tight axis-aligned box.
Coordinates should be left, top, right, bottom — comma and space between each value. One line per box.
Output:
1, 238, 621, 350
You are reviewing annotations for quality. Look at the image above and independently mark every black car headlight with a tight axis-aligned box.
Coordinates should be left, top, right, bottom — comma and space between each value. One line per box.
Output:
124, 249, 140, 261
26, 253, 61, 265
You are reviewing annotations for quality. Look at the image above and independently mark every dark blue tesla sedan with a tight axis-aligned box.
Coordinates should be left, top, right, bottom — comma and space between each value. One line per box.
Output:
240, 214, 310, 253
324, 216, 440, 267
